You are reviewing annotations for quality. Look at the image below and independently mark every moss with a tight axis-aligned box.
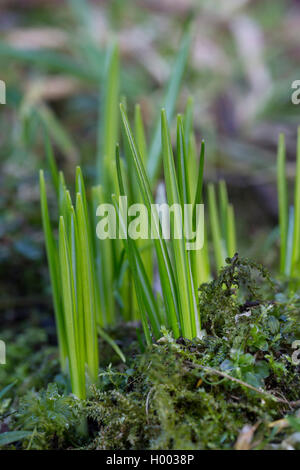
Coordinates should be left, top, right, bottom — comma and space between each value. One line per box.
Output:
0, 326, 60, 394
78, 256, 300, 450
84, 337, 297, 450
14, 384, 84, 450
2, 256, 300, 450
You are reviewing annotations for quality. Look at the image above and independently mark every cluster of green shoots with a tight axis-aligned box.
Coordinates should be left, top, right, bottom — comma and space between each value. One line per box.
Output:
39, 41, 237, 398
277, 128, 300, 280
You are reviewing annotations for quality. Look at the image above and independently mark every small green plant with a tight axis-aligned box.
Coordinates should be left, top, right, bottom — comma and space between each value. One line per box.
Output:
208, 180, 236, 273
277, 128, 300, 278
15, 384, 83, 450
40, 168, 99, 399
93, 33, 191, 323
39, 36, 237, 396
40, 102, 238, 394
115, 106, 206, 341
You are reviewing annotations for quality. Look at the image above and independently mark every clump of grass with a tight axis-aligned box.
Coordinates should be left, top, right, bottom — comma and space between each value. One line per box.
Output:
277, 128, 300, 279
115, 104, 238, 342
117, 106, 205, 341
40, 164, 128, 398
40, 101, 237, 394
92, 32, 191, 324
40, 168, 99, 399
39, 36, 238, 394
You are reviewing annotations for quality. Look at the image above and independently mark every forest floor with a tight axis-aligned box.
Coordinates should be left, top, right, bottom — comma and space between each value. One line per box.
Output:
1, 256, 300, 450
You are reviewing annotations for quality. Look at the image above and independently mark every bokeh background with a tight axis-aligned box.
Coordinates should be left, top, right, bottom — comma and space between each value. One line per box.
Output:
0, 0, 300, 329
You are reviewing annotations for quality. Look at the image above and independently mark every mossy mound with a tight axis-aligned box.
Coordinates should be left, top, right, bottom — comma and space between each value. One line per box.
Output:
1, 257, 300, 450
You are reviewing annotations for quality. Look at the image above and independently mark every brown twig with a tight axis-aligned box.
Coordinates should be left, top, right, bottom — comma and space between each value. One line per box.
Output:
187, 362, 300, 407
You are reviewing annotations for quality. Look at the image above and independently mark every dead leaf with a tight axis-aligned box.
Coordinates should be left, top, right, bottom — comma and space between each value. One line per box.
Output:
23, 76, 80, 103
5, 27, 67, 50
196, 378, 203, 387
235, 423, 259, 450
268, 418, 289, 432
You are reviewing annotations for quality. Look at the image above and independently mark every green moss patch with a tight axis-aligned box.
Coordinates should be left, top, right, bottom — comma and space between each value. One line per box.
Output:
1, 256, 300, 450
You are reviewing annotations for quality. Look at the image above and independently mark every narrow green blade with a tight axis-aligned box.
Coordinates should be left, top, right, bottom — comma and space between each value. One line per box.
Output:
115, 147, 161, 339
76, 193, 99, 384
218, 180, 229, 244
120, 104, 180, 337
176, 115, 191, 207
98, 326, 126, 363
69, 206, 86, 393
227, 203, 237, 258
277, 133, 288, 274
97, 43, 119, 186
292, 128, 300, 274
208, 183, 225, 272
37, 104, 78, 163
39, 170, 67, 369
44, 131, 59, 197
147, 28, 191, 181
134, 104, 148, 164
134, 105, 153, 285
193, 140, 205, 227
59, 216, 85, 399
285, 206, 294, 276
112, 194, 153, 344
161, 109, 197, 339
183, 96, 194, 150
92, 185, 115, 325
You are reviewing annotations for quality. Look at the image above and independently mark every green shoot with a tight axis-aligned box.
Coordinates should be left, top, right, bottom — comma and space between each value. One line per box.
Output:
59, 216, 85, 399
147, 28, 191, 181
208, 180, 237, 273
208, 183, 225, 272
227, 203, 237, 258
276, 129, 300, 279
292, 128, 300, 275
97, 42, 119, 186
277, 133, 288, 274
41, 94, 240, 386
120, 103, 181, 338
44, 131, 59, 198
40, 170, 67, 370
161, 109, 197, 338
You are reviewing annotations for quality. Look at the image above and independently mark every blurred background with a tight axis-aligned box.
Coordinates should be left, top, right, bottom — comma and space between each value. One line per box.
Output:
0, 0, 300, 329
